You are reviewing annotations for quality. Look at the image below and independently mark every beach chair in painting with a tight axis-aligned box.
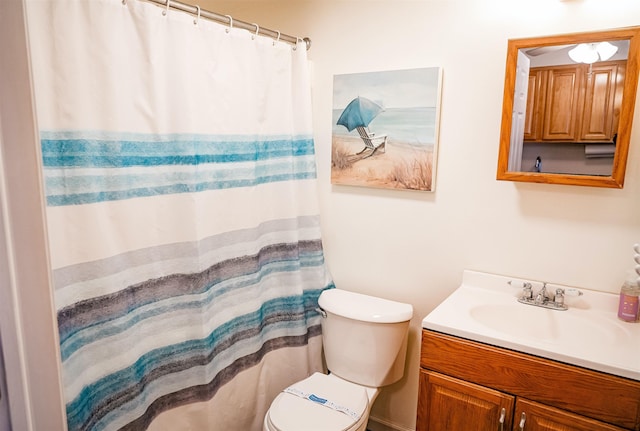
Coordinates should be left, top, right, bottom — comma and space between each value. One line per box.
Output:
355, 126, 387, 158
336, 96, 388, 158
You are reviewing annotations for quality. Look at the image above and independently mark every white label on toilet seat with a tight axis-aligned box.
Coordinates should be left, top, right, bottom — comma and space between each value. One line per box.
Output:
283, 387, 361, 421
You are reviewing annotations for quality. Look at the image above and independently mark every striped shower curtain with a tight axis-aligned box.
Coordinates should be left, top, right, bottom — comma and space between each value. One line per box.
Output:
26, 1, 333, 430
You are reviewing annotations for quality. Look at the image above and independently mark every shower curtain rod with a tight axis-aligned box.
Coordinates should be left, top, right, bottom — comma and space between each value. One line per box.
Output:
143, 0, 311, 50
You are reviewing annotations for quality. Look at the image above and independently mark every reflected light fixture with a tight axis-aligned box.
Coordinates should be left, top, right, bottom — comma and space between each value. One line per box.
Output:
568, 41, 618, 64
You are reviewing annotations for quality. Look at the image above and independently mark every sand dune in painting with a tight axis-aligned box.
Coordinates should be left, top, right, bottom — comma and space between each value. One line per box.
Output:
331, 135, 434, 191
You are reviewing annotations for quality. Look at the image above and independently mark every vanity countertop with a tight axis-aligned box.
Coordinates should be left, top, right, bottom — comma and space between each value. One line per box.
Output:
422, 270, 640, 381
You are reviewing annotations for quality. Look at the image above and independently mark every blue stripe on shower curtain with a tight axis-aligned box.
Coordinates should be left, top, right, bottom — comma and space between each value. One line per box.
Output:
41, 132, 317, 206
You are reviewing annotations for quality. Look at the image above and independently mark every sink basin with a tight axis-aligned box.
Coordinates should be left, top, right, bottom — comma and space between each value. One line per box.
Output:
469, 303, 628, 346
422, 270, 640, 381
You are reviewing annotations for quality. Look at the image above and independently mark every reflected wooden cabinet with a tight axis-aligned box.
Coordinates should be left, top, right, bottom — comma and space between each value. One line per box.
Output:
580, 62, 625, 141
416, 330, 640, 431
523, 69, 545, 141
541, 65, 582, 141
524, 61, 626, 143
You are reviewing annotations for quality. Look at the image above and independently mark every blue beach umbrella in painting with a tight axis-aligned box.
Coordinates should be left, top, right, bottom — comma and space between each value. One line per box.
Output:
336, 96, 385, 132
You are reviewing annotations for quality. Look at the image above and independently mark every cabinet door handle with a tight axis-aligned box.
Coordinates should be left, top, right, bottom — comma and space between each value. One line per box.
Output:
518, 412, 526, 431
498, 407, 506, 431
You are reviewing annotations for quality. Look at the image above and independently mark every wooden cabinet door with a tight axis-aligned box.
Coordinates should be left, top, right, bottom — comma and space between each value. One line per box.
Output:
513, 399, 626, 431
542, 65, 583, 141
580, 62, 625, 141
417, 370, 514, 431
524, 69, 546, 141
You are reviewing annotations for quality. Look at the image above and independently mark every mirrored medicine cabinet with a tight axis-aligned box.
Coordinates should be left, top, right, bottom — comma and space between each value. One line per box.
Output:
497, 26, 640, 188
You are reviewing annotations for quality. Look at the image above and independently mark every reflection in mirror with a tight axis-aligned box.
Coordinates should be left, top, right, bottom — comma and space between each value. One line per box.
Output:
497, 27, 640, 188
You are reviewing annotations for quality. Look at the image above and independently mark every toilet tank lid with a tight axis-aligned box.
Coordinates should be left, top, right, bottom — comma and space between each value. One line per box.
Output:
318, 289, 413, 323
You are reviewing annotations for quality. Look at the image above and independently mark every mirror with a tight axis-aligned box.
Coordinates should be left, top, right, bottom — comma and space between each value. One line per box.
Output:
497, 27, 640, 188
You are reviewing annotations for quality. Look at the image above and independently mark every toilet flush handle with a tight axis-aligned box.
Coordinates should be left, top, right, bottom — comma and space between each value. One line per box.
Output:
315, 307, 327, 318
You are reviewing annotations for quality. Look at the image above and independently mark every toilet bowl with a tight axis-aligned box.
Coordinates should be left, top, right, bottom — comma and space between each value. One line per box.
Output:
263, 289, 413, 431
263, 373, 376, 431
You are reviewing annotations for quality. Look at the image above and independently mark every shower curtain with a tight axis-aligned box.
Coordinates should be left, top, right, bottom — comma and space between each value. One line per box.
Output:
26, 1, 333, 430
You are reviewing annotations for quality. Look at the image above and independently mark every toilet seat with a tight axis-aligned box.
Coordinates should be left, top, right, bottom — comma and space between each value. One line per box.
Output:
266, 373, 369, 431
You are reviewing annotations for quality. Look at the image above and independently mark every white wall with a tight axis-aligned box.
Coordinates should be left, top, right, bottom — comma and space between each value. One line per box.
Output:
211, 1, 640, 429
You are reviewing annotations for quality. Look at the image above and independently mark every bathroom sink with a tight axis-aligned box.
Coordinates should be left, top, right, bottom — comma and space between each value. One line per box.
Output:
422, 270, 640, 381
468, 303, 628, 346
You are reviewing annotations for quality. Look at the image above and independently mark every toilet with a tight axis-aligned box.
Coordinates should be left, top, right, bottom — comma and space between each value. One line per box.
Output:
263, 288, 413, 431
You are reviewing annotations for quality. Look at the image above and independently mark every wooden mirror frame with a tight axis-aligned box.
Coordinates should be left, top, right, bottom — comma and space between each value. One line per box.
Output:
497, 27, 640, 188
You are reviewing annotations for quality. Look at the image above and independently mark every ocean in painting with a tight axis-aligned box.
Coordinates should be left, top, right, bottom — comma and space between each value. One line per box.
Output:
332, 106, 437, 149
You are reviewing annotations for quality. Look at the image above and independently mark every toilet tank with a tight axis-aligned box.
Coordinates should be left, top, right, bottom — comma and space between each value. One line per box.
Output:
317, 289, 413, 387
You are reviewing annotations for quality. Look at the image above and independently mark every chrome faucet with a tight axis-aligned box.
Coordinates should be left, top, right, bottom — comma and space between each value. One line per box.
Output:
510, 280, 582, 311
534, 283, 550, 304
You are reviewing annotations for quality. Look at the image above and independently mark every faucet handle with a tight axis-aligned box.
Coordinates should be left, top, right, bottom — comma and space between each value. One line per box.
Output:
554, 288, 565, 306
555, 287, 583, 297
553, 287, 582, 307
508, 280, 532, 289
508, 280, 533, 299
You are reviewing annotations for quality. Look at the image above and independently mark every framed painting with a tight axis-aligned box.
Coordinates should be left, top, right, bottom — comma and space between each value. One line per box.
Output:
331, 67, 443, 191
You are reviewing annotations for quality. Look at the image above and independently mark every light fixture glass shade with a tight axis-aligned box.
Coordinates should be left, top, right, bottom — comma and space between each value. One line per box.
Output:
596, 41, 618, 61
568, 44, 593, 63
582, 44, 599, 64
569, 42, 618, 63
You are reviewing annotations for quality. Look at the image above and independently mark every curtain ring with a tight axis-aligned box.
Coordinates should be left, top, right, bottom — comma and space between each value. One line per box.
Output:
293, 37, 303, 51
225, 15, 233, 33
121, 0, 127, 5
273, 31, 280, 46
162, 0, 171, 16
251, 23, 259, 40
193, 5, 200, 26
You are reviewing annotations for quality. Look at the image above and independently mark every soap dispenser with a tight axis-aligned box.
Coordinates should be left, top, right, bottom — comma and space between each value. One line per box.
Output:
618, 270, 640, 322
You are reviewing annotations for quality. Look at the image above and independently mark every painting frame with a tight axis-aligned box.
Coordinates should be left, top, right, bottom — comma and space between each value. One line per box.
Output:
331, 67, 443, 192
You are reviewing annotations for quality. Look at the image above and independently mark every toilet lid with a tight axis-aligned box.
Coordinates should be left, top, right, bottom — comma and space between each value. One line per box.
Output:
268, 373, 369, 431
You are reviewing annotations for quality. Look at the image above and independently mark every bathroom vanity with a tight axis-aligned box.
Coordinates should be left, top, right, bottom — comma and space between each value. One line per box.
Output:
418, 270, 640, 431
